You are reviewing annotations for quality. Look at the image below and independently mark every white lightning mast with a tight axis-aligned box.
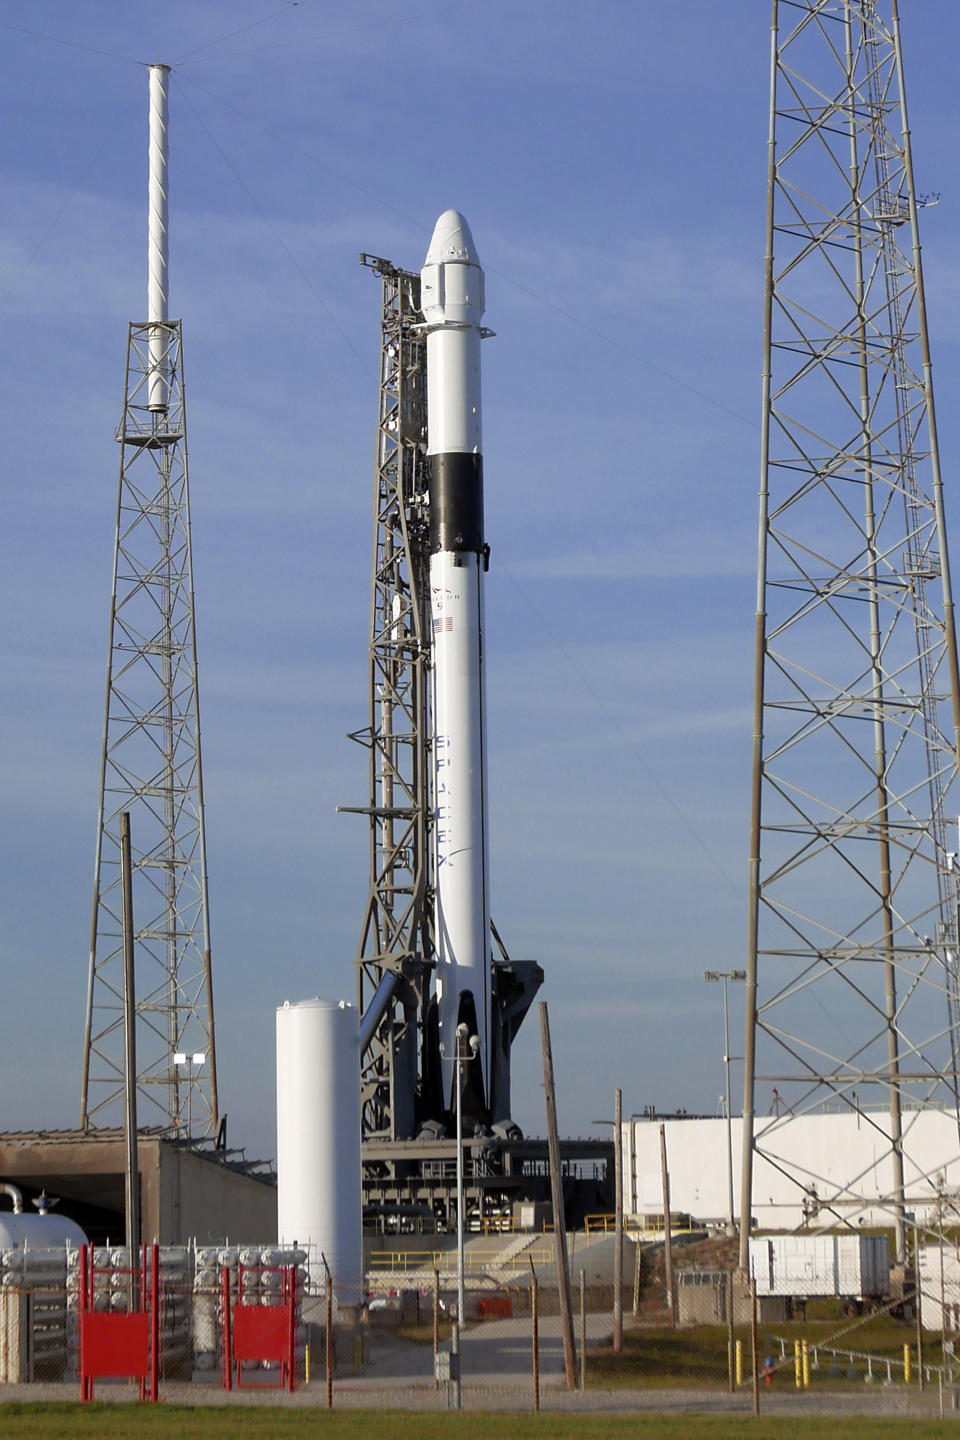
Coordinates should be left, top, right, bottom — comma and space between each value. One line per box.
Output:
82, 63, 218, 1138
147, 63, 169, 412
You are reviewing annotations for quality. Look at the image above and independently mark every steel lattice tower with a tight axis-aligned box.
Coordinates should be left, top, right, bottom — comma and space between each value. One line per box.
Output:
739, 0, 960, 1268
81, 66, 218, 1138
348, 255, 435, 1145
347, 253, 541, 1156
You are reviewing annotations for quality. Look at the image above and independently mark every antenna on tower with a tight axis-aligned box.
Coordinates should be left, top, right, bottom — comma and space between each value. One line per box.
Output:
81, 63, 218, 1139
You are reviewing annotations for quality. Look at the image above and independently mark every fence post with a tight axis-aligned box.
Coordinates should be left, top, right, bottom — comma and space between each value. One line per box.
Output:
633, 1236, 641, 1315
79, 1244, 89, 1402
287, 1264, 297, 1393
322, 1252, 333, 1410
451, 1319, 461, 1410
434, 1265, 440, 1391
916, 1244, 925, 1393
148, 1244, 159, 1402
579, 1269, 586, 1391
531, 1259, 540, 1413
750, 1276, 760, 1416
727, 1270, 736, 1392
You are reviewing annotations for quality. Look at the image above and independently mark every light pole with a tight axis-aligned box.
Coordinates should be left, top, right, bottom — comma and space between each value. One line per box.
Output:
704, 971, 745, 1235
454, 1022, 479, 1335
438, 1022, 477, 1414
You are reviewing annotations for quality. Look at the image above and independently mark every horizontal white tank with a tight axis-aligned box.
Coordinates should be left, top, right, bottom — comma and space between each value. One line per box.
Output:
276, 998, 362, 1301
0, 1213, 86, 1251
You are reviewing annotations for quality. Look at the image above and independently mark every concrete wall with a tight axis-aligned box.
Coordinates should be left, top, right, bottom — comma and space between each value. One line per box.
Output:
624, 1110, 960, 1232
153, 1145, 276, 1245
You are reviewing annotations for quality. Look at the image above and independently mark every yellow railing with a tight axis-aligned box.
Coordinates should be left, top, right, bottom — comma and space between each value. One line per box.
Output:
626, 1212, 695, 1236
479, 1216, 517, 1235
368, 1245, 555, 1274
368, 1251, 445, 1272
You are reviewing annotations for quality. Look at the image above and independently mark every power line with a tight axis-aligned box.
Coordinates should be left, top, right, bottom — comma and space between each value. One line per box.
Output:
492, 548, 749, 915
0, 149, 105, 313
172, 3, 303, 66
174, 78, 373, 379
178, 0, 513, 66
0, 20, 142, 65
177, 71, 757, 434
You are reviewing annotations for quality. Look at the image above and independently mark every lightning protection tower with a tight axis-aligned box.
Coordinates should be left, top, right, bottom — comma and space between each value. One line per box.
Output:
740, 0, 960, 1267
81, 65, 218, 1138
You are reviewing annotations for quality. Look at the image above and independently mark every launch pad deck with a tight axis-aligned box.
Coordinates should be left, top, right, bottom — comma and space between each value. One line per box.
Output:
362, 1134, 613, 1231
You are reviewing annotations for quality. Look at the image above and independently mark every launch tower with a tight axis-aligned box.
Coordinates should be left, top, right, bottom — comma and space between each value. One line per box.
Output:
81, 66, 218, 1139
344, 242, 601, 1222
740, 0, 960, 1266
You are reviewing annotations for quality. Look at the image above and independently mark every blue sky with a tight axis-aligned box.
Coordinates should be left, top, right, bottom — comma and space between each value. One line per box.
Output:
1, 1, 958, 1162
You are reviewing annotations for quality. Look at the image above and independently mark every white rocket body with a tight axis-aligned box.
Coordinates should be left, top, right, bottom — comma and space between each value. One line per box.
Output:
421, 211, 491, 1113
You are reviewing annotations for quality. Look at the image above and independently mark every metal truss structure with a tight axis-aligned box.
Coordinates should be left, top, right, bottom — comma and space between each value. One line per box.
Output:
349, 256, 435, 1145
740, 0, 960, 1267
81, 321, 218, 1139
349, 256, 542, 1161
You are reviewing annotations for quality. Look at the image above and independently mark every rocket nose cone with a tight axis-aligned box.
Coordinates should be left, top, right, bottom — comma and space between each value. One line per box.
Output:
424, 210, 481, 268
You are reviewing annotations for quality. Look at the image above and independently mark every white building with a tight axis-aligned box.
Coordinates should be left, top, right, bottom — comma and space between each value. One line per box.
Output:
624, 1109, 960, 1232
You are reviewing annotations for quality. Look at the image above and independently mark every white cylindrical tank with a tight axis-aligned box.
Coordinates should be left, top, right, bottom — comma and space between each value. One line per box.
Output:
276, 999, 362, 1301
0, 1213, 87, 1250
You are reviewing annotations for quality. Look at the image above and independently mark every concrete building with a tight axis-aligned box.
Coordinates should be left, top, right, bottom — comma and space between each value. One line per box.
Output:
0, 1130, 276, 1245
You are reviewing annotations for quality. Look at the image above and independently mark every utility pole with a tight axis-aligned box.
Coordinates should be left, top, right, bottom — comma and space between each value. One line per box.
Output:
613, 1087, 623, 1353
705, 970, 745, 1234
660, 1124, 674, 1327
539, 1002, 577, 1389
120, 813, 140, 1277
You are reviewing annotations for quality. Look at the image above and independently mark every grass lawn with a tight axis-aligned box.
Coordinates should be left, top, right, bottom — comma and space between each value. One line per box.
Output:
0, 1412, 959, 1440
588, 1314, 936, 1389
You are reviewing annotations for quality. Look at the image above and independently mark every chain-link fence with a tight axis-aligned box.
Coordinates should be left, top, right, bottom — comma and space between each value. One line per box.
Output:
1, 1226, 956, 1412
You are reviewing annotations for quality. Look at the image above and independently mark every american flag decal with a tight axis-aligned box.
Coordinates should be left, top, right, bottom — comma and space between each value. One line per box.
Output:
433, 615, 453, 632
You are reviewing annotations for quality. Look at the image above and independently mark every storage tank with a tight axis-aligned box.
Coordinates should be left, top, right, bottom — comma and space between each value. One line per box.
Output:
276, 999, 362, 1301
0, 1186, 86, 1251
